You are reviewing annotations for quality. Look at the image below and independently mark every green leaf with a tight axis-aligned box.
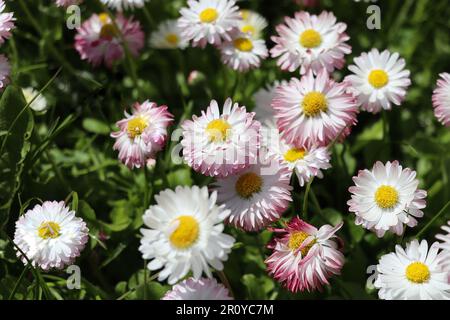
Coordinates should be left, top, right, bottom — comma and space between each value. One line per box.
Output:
82, 118, 110, 135
0, 86, 34, 228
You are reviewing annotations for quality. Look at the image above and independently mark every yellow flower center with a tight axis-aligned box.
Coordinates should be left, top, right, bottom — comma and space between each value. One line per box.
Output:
284, 148, 306, 163
127, 116, 148, 139
374, 185, 399, 209
368, 69, 389, 89
169, 216, 200, 249
288, 231, 316, 256
241, 25, 256, 35
199, 8, 219, 23
98, 13, 118, 40
233, 38, 253, 52
405, 262, 430, 284
206, 119, 231, 142
38, 221, 61, 239
235, 172, 263, 199
165, 33, 179, 45
300, 29, 322, 48
240, 10, 250, 20
302, 91, 328, 117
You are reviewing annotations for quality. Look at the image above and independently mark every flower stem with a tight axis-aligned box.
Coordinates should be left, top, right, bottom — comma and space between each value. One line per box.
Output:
217, 270, 235, 298
415, 200, 450, 239
303, 178, 315, 219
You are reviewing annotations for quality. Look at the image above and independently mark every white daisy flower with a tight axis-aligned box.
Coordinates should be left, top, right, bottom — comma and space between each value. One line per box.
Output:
100, 0, 149, 10
162, 277, 233, 300
238, 9, 267, 39
270, 11, 351, 75
211, 154, 292, 231
348, 161, 427, 238
150, 19, 189, 50
13, 201, 89, 271
22, 87, 48, 113
139, 186, 235, 285
178, 0, 241, 48
346, 49, 411, 113
374, 240, 450, 300
432, 72, 450, 127
219, 33, 268, 72
253, 81, 287, 127
436, 221, 450, 272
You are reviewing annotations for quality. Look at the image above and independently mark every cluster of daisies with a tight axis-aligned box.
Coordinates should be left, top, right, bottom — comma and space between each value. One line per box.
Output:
6, 0, 450, 301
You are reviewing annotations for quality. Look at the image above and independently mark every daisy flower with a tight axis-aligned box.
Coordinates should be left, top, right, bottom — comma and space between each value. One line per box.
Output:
75, 13, 144, 68
150, 20, 189, 50
432, 73, 450, 126
270, 11, 351, 75
273, 69, 358, 147
266, 217, 345, 292
162, 278, 233, 300
348, 161, 427, 238
219, 32, 268, 72
55, 0, 82, 7
22, 87, 48, 113
346, 49, 411, 113
13, 201, 89, 271
436, 221, 450, 271
212, 154, 292, 231
253, 81, 287, 127
178, 0, 241, 48
111, 100, 173, 169
181, 98, 260, 178
0, 0, 15, 45
238, 10, 267, 39
0, 54, 10, 90
139, 186, 235, 285
374, 240, 450, 300
100, 0, 149, 10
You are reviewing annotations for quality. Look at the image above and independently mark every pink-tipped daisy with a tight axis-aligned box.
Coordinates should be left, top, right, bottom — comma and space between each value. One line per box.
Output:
162, 278, 233, 300
219, 32, 268, 72
100, 0, 150, 10
0, 0, 15, 45
273, 69, 358, 147
211, 154, 292, 231
13, 201, 89, 271
266, 217, 345, 292
181, 98, 260, 178
348, 161, 427, 238
0, 54, 10, 90
75, 13, 144, 68
436, 221, 450, 272
178, 0, 241, 48
55, 0, 82, 7
253, 81, 287, 127
345, 49, 411, 113
374, 240, 450, 300
111, 100, 173, 169
270, 11, 351, 75
432, 73, 450, 127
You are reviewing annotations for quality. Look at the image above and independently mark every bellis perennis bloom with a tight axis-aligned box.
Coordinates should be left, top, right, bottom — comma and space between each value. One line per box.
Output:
75, 13, 144, 68
150, 20, 189, 49
162, 278, 233, 300
22, 87, 48, 113
55, 0, 82, 7
212, 154, 292, 231
100, 0, 150, 10
432, 72, 450, 127
181, 98, 260, 178
346, 49, 411, 113
348, 161, 427, 238
0, 0, 15, 45
13, 201, 89, 271
238, 9, 267, 39
139, 186, 235, 285
273, 69, 358, 147
266, 217, 345, 292
374, 240, 450, 300
219, 32, 268, 72
271, 11, 351, 75
111, 100, 173, 169
436, 221, 450, 272
178, 0, 241, 48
